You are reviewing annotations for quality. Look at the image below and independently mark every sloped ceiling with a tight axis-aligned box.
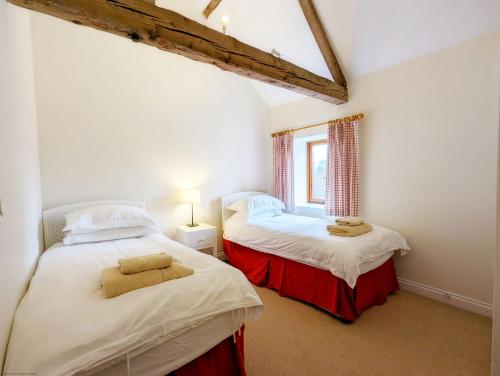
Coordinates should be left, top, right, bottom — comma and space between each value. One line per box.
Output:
156, 0, 500, 107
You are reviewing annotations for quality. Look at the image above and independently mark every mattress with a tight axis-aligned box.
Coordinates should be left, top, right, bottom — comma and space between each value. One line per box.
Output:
223, 213, 410, 288
80, 309, 246, 376
5, 234, 263, 376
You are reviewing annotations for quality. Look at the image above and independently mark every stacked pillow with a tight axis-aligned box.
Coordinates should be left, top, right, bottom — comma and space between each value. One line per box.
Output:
62, 204, 160, 245
227, 194, 285, 221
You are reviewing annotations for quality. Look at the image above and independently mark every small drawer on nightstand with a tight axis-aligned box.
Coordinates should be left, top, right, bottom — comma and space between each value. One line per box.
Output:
190, 230, 215, 248
176, 223, 217, 257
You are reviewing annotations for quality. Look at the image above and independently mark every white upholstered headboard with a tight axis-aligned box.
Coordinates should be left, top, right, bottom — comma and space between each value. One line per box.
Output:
221, 191, 265, 231
42, 200, 146, 250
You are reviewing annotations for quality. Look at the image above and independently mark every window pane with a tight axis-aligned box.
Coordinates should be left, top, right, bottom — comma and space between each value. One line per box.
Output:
311, 143, 327, 201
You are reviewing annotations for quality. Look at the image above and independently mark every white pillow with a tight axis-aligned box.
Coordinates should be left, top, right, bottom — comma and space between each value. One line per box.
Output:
63, 226, 157, 246
227, 195, 285, 218
250, 208, 283, 218
231, 208, 282, 223
63, 204, 158, 234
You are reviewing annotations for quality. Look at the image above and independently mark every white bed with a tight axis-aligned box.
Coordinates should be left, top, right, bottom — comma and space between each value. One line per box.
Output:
222, 192, 410, 288
4, 201, 263, 376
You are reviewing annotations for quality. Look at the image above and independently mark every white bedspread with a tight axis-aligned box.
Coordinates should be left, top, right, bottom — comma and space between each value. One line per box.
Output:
5, 234, 263, 376
223, 214, 410, 288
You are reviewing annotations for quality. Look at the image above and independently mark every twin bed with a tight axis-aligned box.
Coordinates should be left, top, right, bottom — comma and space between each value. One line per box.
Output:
5, 194, 409, 375
222, 192, 410, 321
5, 201, 262, 376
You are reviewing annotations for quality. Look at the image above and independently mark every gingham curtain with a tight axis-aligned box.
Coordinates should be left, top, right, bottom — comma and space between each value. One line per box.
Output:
272, 132, 295, 211
325, 121, 360, 217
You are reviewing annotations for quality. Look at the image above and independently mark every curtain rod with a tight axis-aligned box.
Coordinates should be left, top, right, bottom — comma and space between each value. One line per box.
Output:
271, 113, 364, 138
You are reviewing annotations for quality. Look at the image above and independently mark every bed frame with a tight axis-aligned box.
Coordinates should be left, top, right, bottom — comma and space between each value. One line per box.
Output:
37, 199, 251, 375
221, 191, 265, 231
42, 200, 145, 250
220, 191, 400, 322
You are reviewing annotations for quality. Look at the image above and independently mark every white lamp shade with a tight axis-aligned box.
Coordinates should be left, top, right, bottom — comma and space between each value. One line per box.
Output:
181, 189, 201, 204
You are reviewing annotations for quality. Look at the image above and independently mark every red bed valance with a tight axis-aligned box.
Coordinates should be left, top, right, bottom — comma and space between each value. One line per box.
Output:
224, 240, 399, 322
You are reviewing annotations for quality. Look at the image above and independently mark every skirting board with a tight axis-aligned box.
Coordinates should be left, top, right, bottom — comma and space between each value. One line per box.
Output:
398, 278, 493, 317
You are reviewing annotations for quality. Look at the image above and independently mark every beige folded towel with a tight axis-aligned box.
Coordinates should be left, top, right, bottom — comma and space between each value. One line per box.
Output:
102, 262, 194, 298
327, 223, 373, 237
335, 216, 364, 226
118, 253, 173, 274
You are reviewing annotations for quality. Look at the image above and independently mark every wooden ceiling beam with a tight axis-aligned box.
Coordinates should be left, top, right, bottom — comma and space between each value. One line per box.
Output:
298, 0, 347, 87
202, 0, 222, 19
9, 0, 347, 104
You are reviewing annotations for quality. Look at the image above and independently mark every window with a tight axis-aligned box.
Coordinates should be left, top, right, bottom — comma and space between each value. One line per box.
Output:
307, 140, 327, 204
293, 134, 327, 208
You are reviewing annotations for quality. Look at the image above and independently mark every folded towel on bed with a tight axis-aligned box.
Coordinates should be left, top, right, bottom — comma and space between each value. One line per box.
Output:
101, 262, 194, 298
327, 223, 373, 237
335, 216, 364, 226
118, 253, 173, 274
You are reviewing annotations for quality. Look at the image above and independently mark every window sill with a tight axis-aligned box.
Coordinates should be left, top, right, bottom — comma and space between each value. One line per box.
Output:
298, 203, 324, 209
293, 204, 325, 219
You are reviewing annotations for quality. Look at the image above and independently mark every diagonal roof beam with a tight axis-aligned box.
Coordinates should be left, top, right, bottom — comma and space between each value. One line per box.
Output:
298, 0, 347, 87
202, 0, 222, 19
9, 0, 347, 104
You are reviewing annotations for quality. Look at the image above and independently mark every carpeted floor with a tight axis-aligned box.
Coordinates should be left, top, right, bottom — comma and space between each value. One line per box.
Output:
245, 287, 492, 376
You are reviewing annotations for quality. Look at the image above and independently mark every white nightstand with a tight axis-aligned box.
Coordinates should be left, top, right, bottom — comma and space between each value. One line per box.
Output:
176, 223, 217, 257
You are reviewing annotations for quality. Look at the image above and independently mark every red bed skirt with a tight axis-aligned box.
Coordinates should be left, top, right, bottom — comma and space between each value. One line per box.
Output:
224, 240, 399, 322
174, 326, 245, 376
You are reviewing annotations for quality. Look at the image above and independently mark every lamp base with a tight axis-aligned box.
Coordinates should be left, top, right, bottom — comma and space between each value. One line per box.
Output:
186, 223, 199, 227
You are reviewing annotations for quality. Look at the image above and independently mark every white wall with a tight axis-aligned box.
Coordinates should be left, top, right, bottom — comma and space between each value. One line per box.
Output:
271, 32, 500, 305
0, 3, 42, 370
30, 13, 270, 245
493, 82, 500, 376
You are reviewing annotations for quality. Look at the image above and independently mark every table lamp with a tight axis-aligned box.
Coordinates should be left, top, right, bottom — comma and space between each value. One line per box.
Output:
181, 189, 201, 227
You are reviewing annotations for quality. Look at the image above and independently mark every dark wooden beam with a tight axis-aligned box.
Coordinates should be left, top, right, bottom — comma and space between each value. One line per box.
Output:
202, 0, 222, 19
298, 0, 347, 87
9, 0, 347, 104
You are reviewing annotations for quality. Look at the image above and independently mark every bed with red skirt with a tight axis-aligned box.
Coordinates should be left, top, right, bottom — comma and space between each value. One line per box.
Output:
4, 200, 262, 376
224, 240, 399, 322
221, 192, 410, 322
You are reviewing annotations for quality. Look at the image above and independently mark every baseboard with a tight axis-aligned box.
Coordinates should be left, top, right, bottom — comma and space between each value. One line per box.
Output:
398, 278, 492, 317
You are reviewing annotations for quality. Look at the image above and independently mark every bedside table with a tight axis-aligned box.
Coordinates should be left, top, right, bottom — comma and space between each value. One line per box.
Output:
176, 223, 217, 257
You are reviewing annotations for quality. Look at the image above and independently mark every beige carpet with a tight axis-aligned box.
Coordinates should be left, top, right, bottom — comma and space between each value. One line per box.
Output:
245, 287, 492, 376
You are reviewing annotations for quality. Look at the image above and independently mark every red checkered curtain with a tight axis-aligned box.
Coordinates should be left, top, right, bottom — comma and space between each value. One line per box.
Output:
325, 121, 360, 217
272, 132, 295, 211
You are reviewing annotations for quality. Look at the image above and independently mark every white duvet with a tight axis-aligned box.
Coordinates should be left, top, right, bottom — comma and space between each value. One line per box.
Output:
4, 234, 263, 376
223, 214, 411, 288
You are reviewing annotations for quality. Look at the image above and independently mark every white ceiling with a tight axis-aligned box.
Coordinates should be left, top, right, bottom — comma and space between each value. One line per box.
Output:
157, 0, 500, 107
